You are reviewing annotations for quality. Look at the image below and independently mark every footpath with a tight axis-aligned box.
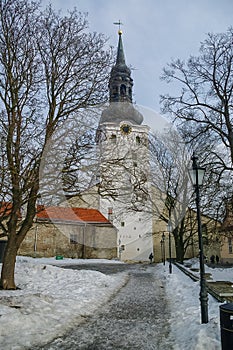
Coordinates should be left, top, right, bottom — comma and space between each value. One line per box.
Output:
33, 264, 175, 350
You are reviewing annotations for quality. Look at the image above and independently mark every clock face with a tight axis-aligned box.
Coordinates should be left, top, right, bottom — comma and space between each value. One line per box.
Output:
120, 124, 132, 135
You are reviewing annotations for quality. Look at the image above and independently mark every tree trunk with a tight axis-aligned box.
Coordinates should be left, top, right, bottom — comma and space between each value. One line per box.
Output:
0, 238, 18, 289
173, 228, 185, 263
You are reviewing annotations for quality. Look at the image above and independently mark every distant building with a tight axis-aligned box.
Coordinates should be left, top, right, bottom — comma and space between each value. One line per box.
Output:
19, 207, 117, 259
219, 200, 233, 264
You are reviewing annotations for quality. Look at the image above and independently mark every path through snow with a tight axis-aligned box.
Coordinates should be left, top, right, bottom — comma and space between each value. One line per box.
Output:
35, 264, 174, 349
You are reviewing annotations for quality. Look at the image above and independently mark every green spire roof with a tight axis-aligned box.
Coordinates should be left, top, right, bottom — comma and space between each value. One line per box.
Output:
116, 31, 126, 66
99, 29, 143, 125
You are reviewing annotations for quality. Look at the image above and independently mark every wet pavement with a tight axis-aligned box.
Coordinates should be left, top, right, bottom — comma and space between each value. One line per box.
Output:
59, 262, 139, 275
34, 264, 174, 350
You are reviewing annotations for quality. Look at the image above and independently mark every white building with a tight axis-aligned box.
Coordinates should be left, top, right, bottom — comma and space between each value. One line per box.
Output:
97, 30, 153, 261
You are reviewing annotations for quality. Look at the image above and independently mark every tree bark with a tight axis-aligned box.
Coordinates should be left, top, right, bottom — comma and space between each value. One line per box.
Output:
173, 227, 185, 263
0, 238, 18, 289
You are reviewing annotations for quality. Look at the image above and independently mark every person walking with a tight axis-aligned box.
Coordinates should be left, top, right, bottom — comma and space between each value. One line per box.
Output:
210, 255, 215, 264
149, 252, 153, 264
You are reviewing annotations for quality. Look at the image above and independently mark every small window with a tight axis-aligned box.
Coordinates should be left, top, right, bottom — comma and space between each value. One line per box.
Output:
112, 86, 117, 94
202, 224, 207, 235
111, 86, 118, 100
133, 162, 138, 167
110, 134, 116, 143
108, 207, 113, 222
120, 84, 126, 96
202, 224, 208, 245
121, 222, 125, 227
228, 237, 232, 254
136, 136, 141, 144
132, 152, 137, 160
70, 234, 78, 244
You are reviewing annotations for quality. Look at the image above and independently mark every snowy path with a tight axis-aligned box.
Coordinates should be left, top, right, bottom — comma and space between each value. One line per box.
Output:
35, 265, 174, 350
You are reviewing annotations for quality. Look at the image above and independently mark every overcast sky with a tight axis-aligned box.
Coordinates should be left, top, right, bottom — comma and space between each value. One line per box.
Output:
42, 0, 233, 114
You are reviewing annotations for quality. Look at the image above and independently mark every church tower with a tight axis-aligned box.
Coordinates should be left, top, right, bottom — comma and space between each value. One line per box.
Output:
97, 29, 153, 261
108, 29, 133, 103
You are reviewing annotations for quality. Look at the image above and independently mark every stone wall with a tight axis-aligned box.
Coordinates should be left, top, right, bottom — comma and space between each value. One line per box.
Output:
152, 209, 220, 263
220, 234, 233, 264
19, 221, 117, 259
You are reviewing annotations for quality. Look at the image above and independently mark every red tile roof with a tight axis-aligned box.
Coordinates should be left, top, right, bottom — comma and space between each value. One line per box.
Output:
36, 207, 110, 224
0, 202, 21, 218
0, 202, 12, 216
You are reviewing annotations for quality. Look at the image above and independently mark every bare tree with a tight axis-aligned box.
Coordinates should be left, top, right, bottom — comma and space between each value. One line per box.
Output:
149, 128, 196, 262
161, 28, 233, 183
0, 0, 113, 289
160, 27, 233, 223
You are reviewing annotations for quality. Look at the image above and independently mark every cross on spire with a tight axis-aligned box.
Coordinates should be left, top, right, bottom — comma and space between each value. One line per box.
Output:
113, 20, 123, 34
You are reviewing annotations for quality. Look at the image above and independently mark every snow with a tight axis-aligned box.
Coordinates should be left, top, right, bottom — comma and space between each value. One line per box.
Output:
159, 263, 221, 350
0, 256, 228, 349
0, 257, 128, 349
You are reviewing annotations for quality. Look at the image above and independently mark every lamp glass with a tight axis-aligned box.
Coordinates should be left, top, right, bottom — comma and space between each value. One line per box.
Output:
189, 167, 205, 186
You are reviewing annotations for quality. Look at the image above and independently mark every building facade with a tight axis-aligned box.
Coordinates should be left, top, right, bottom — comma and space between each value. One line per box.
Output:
19, 207, 117, 259
96, 30, 153, 261
219, 200, 233, 264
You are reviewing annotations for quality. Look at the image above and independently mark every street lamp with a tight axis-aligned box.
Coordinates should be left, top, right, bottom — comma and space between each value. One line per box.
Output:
189, 152, 208, 324
160, 239, 163, 264
167, 222, 172, 274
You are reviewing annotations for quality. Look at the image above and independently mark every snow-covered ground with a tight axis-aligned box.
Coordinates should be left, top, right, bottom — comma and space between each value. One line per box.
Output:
0, 256, 228, 349
163, 262, 222, 350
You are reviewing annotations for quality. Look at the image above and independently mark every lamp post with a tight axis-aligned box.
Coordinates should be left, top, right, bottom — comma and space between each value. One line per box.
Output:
189, 153, 208, 324
167, 222, 172, 274
160, 239, 163, 264
160, 233, 165, 265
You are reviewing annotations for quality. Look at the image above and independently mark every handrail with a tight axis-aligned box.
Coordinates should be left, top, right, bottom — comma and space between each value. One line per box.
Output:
173, 262, 225, 302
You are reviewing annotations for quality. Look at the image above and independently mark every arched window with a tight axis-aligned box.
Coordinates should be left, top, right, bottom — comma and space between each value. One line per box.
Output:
228, 237, 232, 254
129, 87, 132, 98
110, 134, 116, 143
120, 84, 126, 96
136, 136, 141, 144
111, 86, 118, 100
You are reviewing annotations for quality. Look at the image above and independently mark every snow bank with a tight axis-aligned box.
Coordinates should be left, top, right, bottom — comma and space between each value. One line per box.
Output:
0, 258, 128, 349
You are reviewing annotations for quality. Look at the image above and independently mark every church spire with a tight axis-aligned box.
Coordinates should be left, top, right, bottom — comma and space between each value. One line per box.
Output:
116, 31, 126, 66
99, 27, 143, 126
109, 30, 133, 103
